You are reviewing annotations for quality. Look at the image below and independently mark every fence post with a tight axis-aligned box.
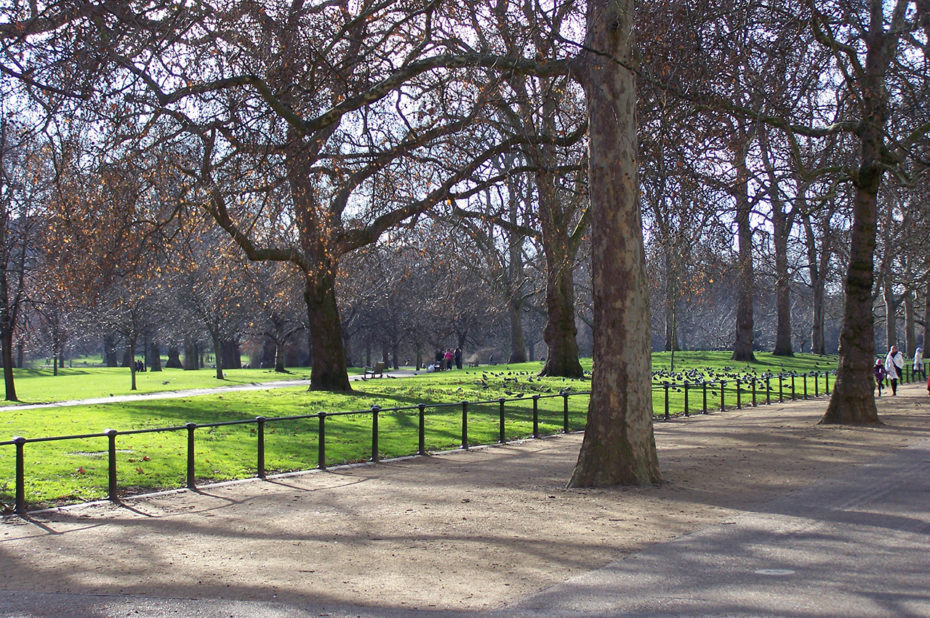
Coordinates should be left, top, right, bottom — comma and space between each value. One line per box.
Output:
736, 379, 742, 409
779, 375, 784, 403
498, 399, 506, 443
720, 381, 726, 412
532, 395, 540, 438
702, 381, 708, 414
826, 371, 830, 394
256, 417, 266, 479
318, 413, 327, 470
562, 393, 570, 433
105, 429, 119, 502
418, 404, 426, 455
13, 436, 26, 515
370, 406, 380, 463
803, 374, 808, 399
815, 373, 819, 397
663, 383, 670, 420
185, 423, 197, 489
766, 376, 771, 405
791, 373, 796, 400
683, 381, 690, 417
751, 377, 757, 407
461, 401, 469, 450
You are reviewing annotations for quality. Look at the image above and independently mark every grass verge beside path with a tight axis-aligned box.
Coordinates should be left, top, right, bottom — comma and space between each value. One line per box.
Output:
3, 366, 318, 405
1, 352, 840, 511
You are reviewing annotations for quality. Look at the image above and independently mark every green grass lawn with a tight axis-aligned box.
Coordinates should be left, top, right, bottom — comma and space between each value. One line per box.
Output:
3, 366, 318, 404
0, 352, 842, 511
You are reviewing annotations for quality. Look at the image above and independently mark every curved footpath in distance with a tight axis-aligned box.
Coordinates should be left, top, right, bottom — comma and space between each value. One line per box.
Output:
0, 370, 420, 413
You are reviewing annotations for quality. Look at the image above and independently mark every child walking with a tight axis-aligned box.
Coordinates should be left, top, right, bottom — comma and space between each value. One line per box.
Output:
874, 358, 887, 397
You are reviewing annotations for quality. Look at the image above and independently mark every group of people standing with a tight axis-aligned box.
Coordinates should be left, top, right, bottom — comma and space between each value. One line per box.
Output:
873, 345, 926, 397
434, 347, 463, 371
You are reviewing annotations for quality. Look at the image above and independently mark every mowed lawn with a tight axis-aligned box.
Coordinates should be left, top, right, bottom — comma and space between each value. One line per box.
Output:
0, 353, 839, 510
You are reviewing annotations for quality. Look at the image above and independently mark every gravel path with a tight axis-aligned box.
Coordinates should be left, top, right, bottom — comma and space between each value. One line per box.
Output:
2, 384, 928, 615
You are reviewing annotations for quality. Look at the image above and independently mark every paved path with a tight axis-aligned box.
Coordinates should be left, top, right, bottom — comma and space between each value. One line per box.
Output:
2, 385, 929, 617
502, 436, 930, 617
3, 433, 928, 617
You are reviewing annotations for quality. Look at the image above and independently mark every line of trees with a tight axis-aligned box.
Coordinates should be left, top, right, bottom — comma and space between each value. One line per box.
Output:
1, 0, 928, 485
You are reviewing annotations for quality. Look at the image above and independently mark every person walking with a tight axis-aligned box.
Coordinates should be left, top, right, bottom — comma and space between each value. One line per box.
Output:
454, 347, 463, 370
874, 358, 887, 397
885, 345, 905, 396
914, 346, 925, 380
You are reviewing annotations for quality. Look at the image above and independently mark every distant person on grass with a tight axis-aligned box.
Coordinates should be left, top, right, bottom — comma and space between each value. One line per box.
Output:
885, 345, 905, 396
873, 358, 887, 397
914, 346, 925, 380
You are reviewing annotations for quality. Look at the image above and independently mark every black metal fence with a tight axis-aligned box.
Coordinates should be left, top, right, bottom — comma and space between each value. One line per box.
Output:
653, 371, 835, 420
1, 391, 588, 515
4, 363, 925, 515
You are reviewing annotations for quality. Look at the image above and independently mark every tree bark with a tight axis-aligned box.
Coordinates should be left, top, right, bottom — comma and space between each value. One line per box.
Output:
731, 135, 756, 362
166, 346, 183, 369
539, 263, 583, 377
568, 0, 661, 488
771, 194, 793, 356
183, 339, 198, 370
129, 340, 137, 391
304, 271, 351, 391
821, 2, 889, 425
507, 229, 528, 364
211, 335, 224, 380
904, 287, 915, 356
924, 278, 930, 347
662, 247, 678, 352
801, 211, 827, 355
221, 339, 241, 370
1, 328, 15, 401
150, 341, 162, 372
104, 335, 118, 367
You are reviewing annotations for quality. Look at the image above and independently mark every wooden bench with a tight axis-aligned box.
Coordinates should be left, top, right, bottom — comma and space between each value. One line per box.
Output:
364, 362, 386, 379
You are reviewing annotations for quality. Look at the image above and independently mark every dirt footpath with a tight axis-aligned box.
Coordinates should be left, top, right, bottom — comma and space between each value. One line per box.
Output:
2, 385, 929, 613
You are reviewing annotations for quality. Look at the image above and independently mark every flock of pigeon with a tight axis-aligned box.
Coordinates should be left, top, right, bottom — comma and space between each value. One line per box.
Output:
472, 370, 591, 397
651, 365, 834, 393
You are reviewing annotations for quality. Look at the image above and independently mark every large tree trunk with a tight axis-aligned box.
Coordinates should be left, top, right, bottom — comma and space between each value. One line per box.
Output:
166, 346, 183, 369
104, 335, 118, 367
821, 5, 888, 425
304, 271, 351, 391
150, 342, 163, 372
539, 264, 583, 377
183, 339, 198, 370
221, 339, 241, 370
731, 136, 756, 362
772, 201, 793, 357
569, 0, 661, 488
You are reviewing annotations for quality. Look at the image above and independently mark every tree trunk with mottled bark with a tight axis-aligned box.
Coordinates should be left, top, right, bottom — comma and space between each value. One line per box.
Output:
304, 271, 351, 392
568, 0, 661, 488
